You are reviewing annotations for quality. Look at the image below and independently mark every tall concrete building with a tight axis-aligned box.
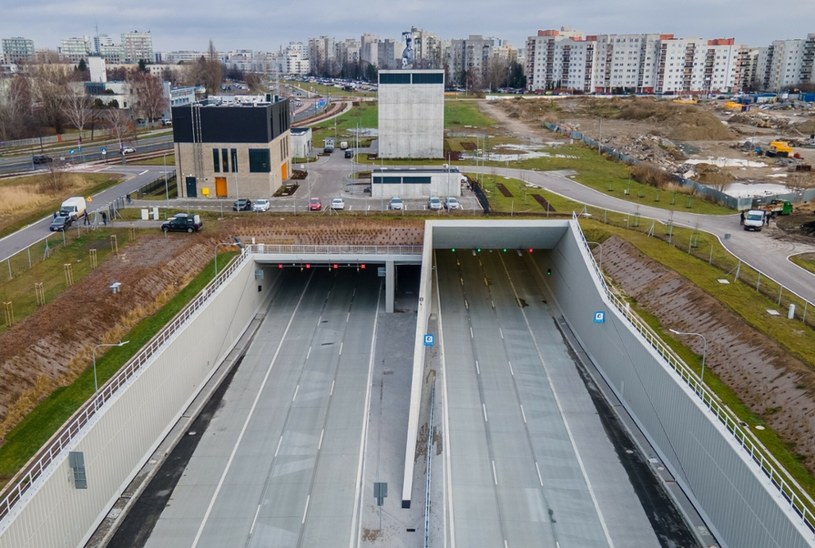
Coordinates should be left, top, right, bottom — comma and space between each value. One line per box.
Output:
360, 33, 378, 67
378, 39, 397, 69
1, 37, 35, 64
377, 69, 444, 159
59, 36, 91, 63
121, 31, 153, 63
308, 35, 336, 74
172, 98, 292, 199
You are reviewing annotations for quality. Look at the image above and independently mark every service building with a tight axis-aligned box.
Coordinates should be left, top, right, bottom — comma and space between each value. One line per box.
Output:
172, 99, 292, 199
377, 69, 444, 159
371, 167, 463, 199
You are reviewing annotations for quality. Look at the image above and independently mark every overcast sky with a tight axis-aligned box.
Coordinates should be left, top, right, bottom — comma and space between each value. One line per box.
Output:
2, 1, 813, 53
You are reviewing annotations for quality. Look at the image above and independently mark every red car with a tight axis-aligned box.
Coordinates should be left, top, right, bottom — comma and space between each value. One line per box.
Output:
308, 197, 322, 211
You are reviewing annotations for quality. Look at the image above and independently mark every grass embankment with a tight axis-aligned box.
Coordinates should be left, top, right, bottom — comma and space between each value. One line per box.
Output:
132, 154, 175, 167
581, 221, 815, 505
286, 80, 376, 99
0, 250, 239, 486
0, 228, 133, 335
0, 173, 124, 239
310, 102, 378, 149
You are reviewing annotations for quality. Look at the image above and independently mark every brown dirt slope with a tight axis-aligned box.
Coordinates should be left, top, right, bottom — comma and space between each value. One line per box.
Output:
599, 236, 815, 470
0, 218, 425, 441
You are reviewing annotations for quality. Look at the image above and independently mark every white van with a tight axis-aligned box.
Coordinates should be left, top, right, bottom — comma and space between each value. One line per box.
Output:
59, 197, 87, 220
743, 210, 765, 231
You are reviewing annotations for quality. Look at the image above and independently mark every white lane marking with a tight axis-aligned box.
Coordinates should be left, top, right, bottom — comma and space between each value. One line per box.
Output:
317, 317, 321, 327
339, 342, 343, 356
190, 275, 312, 548
499, 328, 504, 339
274, 436, 283, 457
138, 169, 148, 175
504, 541, 509, 548
318, 429, 324, 450
491, 300, 495, 309
330, 379, 335, 396
492, 460, 498, 485
346, 312, 350, 322
464, 299, 469, 310
469, 327, 474, 339
302, 494, 310, 524
460, 277, 464, 286
475, 360, 480, 375
536, 462, 543, 487
250, 504, 262, 535
508, 361, 514, 376
292, 385, 299, 402
351, 284, 383, 548
482, 403, 488, 423
520, 404, 527, 424
306, 346, 312, 360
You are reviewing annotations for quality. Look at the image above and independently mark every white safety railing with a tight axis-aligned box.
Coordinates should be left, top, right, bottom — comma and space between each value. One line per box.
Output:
247, 243, 423, 256
0, 251, 250, 524
572, 219, 815, 533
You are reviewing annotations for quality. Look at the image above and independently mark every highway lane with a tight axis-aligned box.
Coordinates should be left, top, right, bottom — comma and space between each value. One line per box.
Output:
436, 250, 661, 547
142, 267, 380, 548
0, 165, 171, 263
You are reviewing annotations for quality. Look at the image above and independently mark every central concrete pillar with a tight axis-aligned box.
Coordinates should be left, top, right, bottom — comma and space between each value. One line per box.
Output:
385, 260, 395, 313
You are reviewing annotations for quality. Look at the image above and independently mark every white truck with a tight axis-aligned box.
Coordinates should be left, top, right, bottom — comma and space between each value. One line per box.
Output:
339, 141, 349, 150
743, 209, 765, 231
59, 197, 87, 220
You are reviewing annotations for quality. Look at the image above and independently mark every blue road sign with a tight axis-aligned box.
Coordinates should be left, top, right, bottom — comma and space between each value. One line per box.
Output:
424, 334, 434, 347
594, 311, 605, 324
69, 149, 75, 155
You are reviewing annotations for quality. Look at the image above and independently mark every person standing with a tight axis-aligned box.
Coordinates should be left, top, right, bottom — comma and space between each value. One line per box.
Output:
739, 210, 745, 225
83, 210, 90, 225
101, 211, 107, 226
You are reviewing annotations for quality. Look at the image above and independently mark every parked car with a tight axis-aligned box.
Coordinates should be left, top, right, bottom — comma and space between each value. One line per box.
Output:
33, 155, 53, 165
330, 197, 345, 210
232, 198, 252, 211
121, 147, 136, 154
252, 198, 270, 212
309, 197, 322, 211
444, 197, 460, 210
427, 196, 442, 210
323, 145, 334, 154
49, 214, 73, 231
344, 149, 354, 159
161, 214, 203, 233
388, 197, 403, 210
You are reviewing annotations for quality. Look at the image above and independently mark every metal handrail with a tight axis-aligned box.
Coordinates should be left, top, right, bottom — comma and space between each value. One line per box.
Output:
0, 251, 250, 526
247, 243, 423, 255
572, 218, 815, 532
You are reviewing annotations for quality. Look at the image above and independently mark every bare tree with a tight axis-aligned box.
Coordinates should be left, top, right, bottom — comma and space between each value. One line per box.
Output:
103, 108, 134, 151
129, 72, 168, 125
0, 75, 35, 140
31, 67, 70, 133
61, 91, 94, 141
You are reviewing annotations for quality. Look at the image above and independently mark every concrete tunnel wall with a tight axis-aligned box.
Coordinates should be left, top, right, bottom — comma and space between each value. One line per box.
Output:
543, 223, 813, 548
0, 258, 270, 548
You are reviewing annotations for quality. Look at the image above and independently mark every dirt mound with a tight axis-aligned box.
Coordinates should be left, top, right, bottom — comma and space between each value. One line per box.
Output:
796, 119, 815, 135
599, 236, 815, 472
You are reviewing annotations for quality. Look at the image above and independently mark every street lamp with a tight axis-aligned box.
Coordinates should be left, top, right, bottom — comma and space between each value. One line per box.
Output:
92, 340, 130, 394
163, 152, 169, 201
669, 329, 708, 387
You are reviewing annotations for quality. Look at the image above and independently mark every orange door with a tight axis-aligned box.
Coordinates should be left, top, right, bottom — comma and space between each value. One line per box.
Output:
281, 163, 289, 181
215, 177, 227, 197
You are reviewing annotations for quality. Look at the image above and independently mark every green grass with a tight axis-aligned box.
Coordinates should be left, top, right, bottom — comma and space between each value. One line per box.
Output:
0, 174, 125, 240
310, 102, 378, 149
791, 253, 815, 275
0, 229, 132, 334
286, 80, 376, 98
444, 99, 496, 129
132, 154, 175, 167
0, 250, 239, 485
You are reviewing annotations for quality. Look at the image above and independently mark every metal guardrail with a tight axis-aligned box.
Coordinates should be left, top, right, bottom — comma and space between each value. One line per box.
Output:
572, 216, 815, 533
247, 244, 423, 256
0, 251, 250, 526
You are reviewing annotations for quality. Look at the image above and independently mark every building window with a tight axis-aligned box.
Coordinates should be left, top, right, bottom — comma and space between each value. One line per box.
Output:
231, 148, 238, 173
213, 149, 220, 173
249, 149, 271, 172
222, 149, 229, 172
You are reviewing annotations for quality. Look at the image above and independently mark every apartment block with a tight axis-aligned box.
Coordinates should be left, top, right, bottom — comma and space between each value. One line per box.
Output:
59, 36, 92, 64
121, 31, 153, 64
1, 37, 35, 64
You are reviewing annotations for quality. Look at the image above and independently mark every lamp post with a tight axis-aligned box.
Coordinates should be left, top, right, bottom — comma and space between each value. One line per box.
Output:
669, 329, 708, 387
92, 340, 130, 394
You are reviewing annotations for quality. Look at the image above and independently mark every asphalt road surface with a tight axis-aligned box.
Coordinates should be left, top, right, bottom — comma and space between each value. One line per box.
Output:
435, 249, 674, 547
127, 267, 381, 548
